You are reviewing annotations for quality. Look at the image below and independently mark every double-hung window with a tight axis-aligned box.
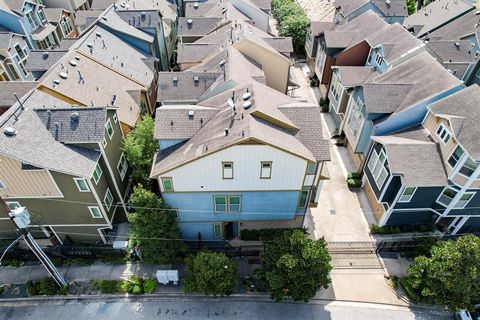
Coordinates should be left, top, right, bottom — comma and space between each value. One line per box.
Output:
436, 124, 452, 144
26, 11, 38, 29
161, 177, 174, 192
92, 163, 103, 184
213, 195, 241, 212
368, 150, 388, 189
74, 178, 90, 192
329, 73, 341, 102
455, 192, 475, 208
61, 16, 73, 34
448, 146, 464, 168
458, 157, 479, 178
437, 187, 457, 207
260, 162, 272, 179
105, 119, 114, 139
88, 206, 103, 218
104, 188, 114, 211
306, 162, 317, 175
398, 187, 416, 203
37, 9, 46, 23
347, 97, 363, 139
375, 55, 383, 65
117, 153, 128, 180
222, 162, 233, 179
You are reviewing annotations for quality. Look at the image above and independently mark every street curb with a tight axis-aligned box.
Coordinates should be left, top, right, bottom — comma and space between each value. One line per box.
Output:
0, 292, 448, 312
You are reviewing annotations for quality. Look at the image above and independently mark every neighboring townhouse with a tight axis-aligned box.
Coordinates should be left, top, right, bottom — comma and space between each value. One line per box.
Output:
0, 31, 34, 81
0, 0, 61, 49
334, 0, 408, 25
0, 81, 37, 115
150, 80, 330, 240
43, 8, 79, 40
0, 89, 130, 244
339, 52, 463, 170
74, 9, 104, 33
177, 20, 292, 93
403, 0, 475, 38
306, 11, 389, 94
41, 0, 90, 12
425, 40, 478, 81
177, 17, 224, 43
363, 84, 480, 235
91, 0, 116, 10
37, 50, 148, 134
25, 49, 69, 79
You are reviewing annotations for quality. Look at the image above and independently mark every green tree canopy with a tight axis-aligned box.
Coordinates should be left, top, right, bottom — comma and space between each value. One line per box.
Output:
280, 14, 310, 52
122, 114, 157, 186
184, 252, 238, 296
128, 184, 185, 264
256, 230, 332, 302
406, 234, 480, 311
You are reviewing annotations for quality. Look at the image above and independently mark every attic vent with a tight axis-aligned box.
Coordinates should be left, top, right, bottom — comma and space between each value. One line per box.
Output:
69, 60, 78, 67
101, 16, 108, 21
193, 2, 199, 8
3, 127, 16, 137
59, 72, 68, 79
70, 112, 79, 121
42, 52, 49, 58
219, 60, 225, 66
75, 56, 80, 61
222, 8, 226, 13
455, 42, 460, 47
187, 19, 193, 24
385, 0, 390, 4
188, 110, 194, 118
242, 92, 251, 100
193, 76, 199, 82
243, 101, 252, 109
96, 32, 102, 37
53, 79, 60, 85
224, 128, 229, 136
86, 43, 93, 48
476, 10, 480, 15
173, 76, 178, 82
141, 11, 146, 18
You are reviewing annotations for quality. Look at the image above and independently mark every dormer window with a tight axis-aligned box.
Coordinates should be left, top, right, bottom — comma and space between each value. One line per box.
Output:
436, 124, 452, 144
26, 11, 39, 29
37, 9, 46, 23
375, 55, 383, 66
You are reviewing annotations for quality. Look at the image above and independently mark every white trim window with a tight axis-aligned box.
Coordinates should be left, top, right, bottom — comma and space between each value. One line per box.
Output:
329, 72, 341, 102
375, 55, 384, 66
92, 163, 103, 184
0, 180, 5, 189
88, 206, 103, 218
105, 119, 114, 139
6, 202, 21, 210
347, 97, 364, 139
448, 145, 464, 168
26, 11, 39, 29
113, 113, 118, 123
117, 153, 128, 180
368, 149, 388, 189
222, 162, 233, 179
104, 188, 114, 211
260, 162, 272, 179
458, 157, 479, 178
436, 187, 457, 207
102, 137, 107, 148
74, 178, 90, 192
398, 187, 417, 203
436, 124, 452, 144
455, 192, 475, 209
37, 9, 46, 23
61, 16, 73, 35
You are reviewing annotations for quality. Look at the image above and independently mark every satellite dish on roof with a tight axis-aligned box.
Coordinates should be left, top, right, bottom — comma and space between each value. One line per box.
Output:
243, 101, 252, 109
59, 72, 68, 79
242, 92, 251, 100
3, 127, 16, 137
194, 2, 199, 8
69, 60, 77, 67
86, 43, 93, 48
187, 19, 193, 24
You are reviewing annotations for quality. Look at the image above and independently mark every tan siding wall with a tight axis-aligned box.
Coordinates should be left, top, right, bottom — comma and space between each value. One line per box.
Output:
0, 156, 62, 198
364, 179, 384, 223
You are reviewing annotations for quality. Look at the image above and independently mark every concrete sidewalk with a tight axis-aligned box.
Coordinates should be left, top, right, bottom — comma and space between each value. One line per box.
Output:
0, 262, 176, 284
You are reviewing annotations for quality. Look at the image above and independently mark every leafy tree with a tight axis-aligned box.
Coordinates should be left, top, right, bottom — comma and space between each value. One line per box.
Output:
406, 234, 480, 311
406, 0, 417, 15
128, 185, 185, 264
122, 114, 157, 186
280, 14, 310, 52
256, 230, 332, 302
184, 252, 238, 296
273, 2, 303, 22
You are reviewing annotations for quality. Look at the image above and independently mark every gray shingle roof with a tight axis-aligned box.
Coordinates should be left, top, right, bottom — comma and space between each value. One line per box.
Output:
426, 40, 477, 63
177, 43, 221, 64
100, 7, 154, 43
335, 0, 407, 18
334, 66, 377, 87
35, 107, 106, 143
116, 10, 163, 29
429, 10, 480, 40
0, 32, 12, 49
154, 105, 220, 140
74, 10, 104, 32
403, 0, 475, 37
25, 50, 69, 72
0, 81, 38, 108
43, 8, 65, 23
372, 127, 448, 186
363, 51, 463, 114
157, 72, 220, 103
0, 90, 101, 178
0, 0, 25, 14
428, 84, 480, 160
309, 21, 335, 36
151, 80, 330, 177
261, 37, 293, 53
91, 0, 116, 10
178, 17, 223, 37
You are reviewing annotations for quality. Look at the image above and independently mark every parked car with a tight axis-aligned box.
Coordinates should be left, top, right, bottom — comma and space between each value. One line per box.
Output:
455, 310, 473, 320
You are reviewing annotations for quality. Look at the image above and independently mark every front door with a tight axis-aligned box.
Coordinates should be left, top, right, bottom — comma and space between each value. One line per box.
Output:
224, 222, 235, 240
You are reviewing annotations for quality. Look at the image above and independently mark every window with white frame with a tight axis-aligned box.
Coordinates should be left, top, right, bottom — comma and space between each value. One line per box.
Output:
88, 206, 103, 218
368, 149, 388, 189
436, 124, 452, 144
104, 188, 114, 211
399, 187, 417, 203
458, 157, 479, 178
102, 137, 107, 148
26, 11, 38, 29
455, 192, 475, 208
448, 145, 464, 168
61, 16, 73, 35
113, 113, 118, 123
117, 153, 128, 180
14, 44, 27, 61
37, 9, 46, 22
347, 97, 364, 139
437, 187, 457, 207
105, 119, 114, 139
375, 55, 383, 65
306, 162, 317, 175
74, 178, 90, 192
214, 196, 227, 212
6, 202, 21, 210
92, 163, 103, 184
222, 162, 233, 179
260, 162, 272, 179
329, 72, 341, 102
161, 177, 174, 191
6, 63, 19, 80
213, 195, 241, 212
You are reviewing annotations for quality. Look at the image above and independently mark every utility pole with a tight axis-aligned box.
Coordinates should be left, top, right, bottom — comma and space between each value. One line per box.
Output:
0, 196, 67, 287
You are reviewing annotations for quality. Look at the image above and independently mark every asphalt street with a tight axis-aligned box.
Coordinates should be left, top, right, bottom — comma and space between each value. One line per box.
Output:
0, 297, 451, 320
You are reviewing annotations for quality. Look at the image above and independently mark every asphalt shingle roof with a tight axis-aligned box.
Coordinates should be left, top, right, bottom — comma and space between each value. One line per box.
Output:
428, 84, 480, 161
429, 9, 480, 40
0, 81, 38, 108
25, 50, 69, 72
43, 8, 65, 22
334, 66, 377, 87
335, 0, 407, 18
116, 10, 163, 29
157, 72, 220, 103
178, 17, 223, 37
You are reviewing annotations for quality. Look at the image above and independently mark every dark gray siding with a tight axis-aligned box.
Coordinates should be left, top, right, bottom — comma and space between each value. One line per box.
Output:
394, 186, 444, 209
364, 143, 391, 200
458, 217, 480, 233
386, 210, 438, 226
383, 176, 401, 204
447, 189, 480, 216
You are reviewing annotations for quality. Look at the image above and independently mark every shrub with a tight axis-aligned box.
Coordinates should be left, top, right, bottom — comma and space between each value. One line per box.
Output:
240, 228, 306, 241
370, 224, 435, 234
347, 172, 362, 180
117, 276, 144, 294
26, 278, 68, 296
400, 277, 421, 304
2, 259, 21, 268
347, 178, 362, 188
143, 278, 156, 294
391, 275, 399, 290
0, 286, 4, 296
95, 280, 118, 294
